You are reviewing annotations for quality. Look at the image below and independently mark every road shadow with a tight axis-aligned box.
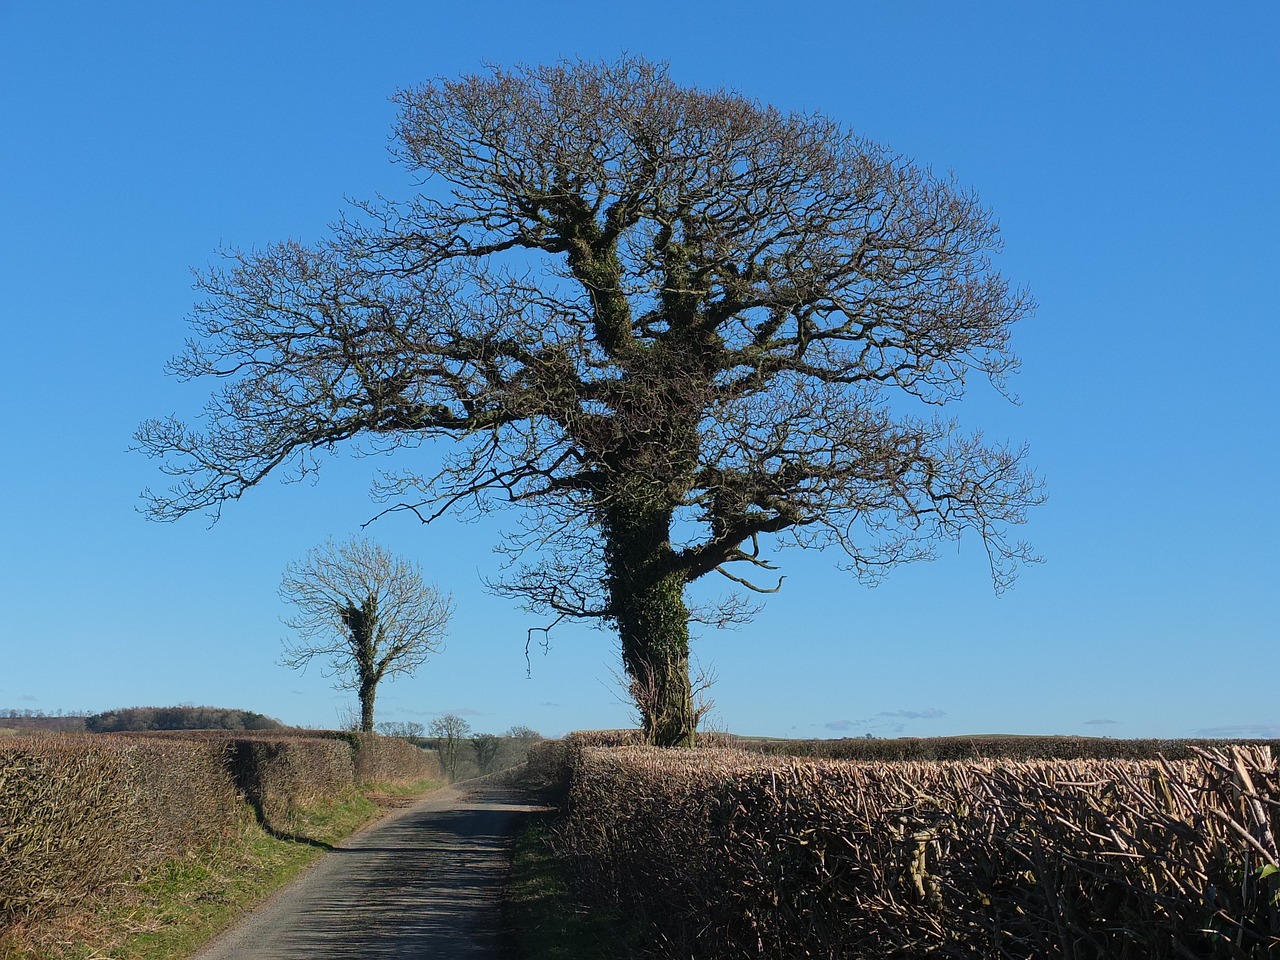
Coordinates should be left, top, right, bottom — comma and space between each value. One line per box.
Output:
227, 741, 337, 851
197, 782, 546, 959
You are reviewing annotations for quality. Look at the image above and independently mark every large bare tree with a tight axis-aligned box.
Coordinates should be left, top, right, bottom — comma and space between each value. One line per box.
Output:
279, 537, 452, 733
138, 58, 1043, 747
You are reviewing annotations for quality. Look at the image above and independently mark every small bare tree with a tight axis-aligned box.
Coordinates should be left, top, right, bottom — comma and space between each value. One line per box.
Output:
376, 720, 426, 738
280, 537, 452, 733
470, 732, 501, 774
429, 713, 471, 780
505, 725, 543, 741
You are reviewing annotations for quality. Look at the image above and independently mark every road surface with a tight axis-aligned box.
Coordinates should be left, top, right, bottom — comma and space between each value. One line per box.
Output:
193, 778, 546, 959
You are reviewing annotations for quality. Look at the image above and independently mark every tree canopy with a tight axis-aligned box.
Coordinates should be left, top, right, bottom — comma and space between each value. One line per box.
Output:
138, 58, 1042, 746
279, 537, 452, 733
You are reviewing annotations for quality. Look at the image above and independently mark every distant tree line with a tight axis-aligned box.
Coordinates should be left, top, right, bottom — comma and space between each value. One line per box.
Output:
374, 714, 544, 781
375, 720, 427, 738
84, 706, 284, 733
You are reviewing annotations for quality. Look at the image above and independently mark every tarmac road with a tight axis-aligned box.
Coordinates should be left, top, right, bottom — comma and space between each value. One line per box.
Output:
192, 778, 547, 960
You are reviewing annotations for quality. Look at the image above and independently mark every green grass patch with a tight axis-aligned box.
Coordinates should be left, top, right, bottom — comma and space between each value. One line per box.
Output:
362, 774, 446, 798
1, 780, 443, 960
506, 814, 644, 959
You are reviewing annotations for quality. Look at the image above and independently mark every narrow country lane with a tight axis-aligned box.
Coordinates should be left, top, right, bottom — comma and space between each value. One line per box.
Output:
193, 779, 547, 960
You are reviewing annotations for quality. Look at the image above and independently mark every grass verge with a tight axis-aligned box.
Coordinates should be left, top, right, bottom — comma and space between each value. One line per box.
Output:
0, 778, 444, 960
505, 813, 645, 959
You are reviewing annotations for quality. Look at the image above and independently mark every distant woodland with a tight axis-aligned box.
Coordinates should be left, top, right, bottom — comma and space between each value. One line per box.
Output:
1, 706, 283, 733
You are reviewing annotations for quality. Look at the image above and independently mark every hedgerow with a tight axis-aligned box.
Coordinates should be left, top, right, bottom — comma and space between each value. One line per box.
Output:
557, 743, 1280, 958
0, 731, 441, 931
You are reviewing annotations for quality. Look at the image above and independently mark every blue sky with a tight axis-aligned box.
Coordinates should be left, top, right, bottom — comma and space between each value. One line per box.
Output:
1, 2, 1275, 739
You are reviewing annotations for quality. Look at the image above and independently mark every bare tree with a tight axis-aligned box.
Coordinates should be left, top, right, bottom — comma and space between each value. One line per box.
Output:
502, 725, 544, 766
376, 720, 426, 738
470, 732, 501, 774
505, 725, 543, 741
429, 713, 471, 780
138, 58, 1043, 747
279, 537, 452, 733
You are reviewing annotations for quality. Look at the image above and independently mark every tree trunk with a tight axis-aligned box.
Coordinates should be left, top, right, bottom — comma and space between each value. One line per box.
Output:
603, 500, 697, 748
342, 597, 380, 734
359, 678, 377, 734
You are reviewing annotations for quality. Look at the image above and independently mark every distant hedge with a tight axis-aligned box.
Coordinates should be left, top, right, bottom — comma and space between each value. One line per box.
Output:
526, 730, 1273, 786
736, 734, 1280, 762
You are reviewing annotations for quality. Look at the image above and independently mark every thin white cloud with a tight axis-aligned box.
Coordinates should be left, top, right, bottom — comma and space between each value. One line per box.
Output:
824, 708, 945, 734
1193, 723, 1280, 738
879, 708, 946, 720
1084, 718, 1119, 726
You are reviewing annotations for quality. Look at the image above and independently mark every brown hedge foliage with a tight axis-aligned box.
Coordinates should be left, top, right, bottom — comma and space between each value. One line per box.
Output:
348, 733, 442, 785
1, 731, 440, 932
739, 734, 1280, 762
0, 736, 243, 927
226, 736, 354, 830
561, 746, 1280, 959
523, 738, 572, 793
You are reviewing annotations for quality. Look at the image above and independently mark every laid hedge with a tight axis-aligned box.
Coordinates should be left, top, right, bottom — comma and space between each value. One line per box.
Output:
560, 745, 1280, 958
739, 734, 1280, 762
0, 737, 242, 926
0, 731, 441, 930
348, 732, 442, 785
226, 736, 354, 830
529, 731, 1271, 780
524, 728, 748, 789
